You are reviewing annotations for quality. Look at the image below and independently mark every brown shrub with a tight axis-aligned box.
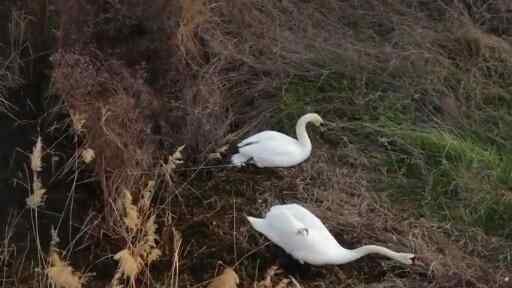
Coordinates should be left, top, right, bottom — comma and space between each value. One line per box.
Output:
51, 50, 158, 226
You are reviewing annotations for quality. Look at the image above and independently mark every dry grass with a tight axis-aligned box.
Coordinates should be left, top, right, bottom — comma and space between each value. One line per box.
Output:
1, 0, 512, 287
26, 136, 47, 209
0, 212, 18, 287
51, 51, 159, 230
110, 182, 161, 287
0, 6, 28, 120
47, 228, 87, 288
169, 143, 510, 287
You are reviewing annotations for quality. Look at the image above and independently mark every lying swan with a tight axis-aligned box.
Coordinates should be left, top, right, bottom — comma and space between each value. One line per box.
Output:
247, 204, 416, 266
231, 113, 324, 167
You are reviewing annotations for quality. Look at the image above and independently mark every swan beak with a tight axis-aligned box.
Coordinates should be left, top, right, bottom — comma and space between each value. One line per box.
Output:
410, 255, 429, 266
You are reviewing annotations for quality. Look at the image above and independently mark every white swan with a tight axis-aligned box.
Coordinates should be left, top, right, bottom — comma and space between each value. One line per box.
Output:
231, 113, 324, 167
247, 204, 416, 266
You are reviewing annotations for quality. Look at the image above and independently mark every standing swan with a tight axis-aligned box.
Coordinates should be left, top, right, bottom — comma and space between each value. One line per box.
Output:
231, 113, 324, 167
247, 204, 416, 266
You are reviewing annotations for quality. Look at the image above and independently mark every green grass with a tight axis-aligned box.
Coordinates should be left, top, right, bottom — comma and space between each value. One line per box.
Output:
381, 127, 512, 238
275, 75, 356, 130
279, 74, 512, 239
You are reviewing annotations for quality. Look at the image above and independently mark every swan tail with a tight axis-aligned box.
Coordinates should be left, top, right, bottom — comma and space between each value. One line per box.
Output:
231, 153, 250, 167
246, 216, 266, 233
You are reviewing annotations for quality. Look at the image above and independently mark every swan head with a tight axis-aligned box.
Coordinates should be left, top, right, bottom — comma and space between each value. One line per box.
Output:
304, 113, 324, 127
396, 253, 416, 265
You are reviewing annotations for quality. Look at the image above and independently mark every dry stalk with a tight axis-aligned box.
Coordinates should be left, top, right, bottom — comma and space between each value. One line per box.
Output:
26, 136, 47, 209
111, 181, 162, 287
46, 228, 87, 288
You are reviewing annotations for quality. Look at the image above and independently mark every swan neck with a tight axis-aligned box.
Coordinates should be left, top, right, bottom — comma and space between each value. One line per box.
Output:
296, 116, 312, 151
351, 245, 401, 262
327, 245, 402, 265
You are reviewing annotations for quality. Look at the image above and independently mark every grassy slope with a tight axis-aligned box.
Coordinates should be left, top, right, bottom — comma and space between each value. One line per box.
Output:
2, 0, 512, 287
269, 1, 512, 285
281, 74, 512, 239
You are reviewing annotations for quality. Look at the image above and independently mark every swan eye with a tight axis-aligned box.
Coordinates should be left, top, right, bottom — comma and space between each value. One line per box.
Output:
318, 122, 327, 132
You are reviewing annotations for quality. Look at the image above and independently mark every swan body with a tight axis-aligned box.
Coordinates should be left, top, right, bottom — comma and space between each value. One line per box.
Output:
231, 113, 324, 168
247, 204, 415, 266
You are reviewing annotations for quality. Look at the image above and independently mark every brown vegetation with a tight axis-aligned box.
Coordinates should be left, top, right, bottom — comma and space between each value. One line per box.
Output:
1, 0, 512, 287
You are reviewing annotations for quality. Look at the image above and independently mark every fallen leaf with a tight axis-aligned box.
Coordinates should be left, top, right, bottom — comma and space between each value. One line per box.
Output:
207, 267, 239, 288
275, 279, 290, 288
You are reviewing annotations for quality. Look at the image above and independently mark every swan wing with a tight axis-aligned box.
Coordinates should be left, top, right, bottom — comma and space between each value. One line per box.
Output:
237, 132, 306, 167
263, 208, 317, 260
279, 204, 330, 232
264, 206, 308, 237
239, 139, 303, 158
237, 131, 295, 148
262, 205, 340, 264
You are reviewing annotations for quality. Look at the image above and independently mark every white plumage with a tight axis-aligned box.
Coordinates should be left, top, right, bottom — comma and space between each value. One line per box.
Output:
231, 113, 324, 167
247, 204, 416, 266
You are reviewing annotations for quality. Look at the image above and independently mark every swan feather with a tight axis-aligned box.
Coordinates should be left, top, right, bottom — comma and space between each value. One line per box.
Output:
231, 113, 324, 168
247, 204, 416, 266
248, 204, 343, 264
